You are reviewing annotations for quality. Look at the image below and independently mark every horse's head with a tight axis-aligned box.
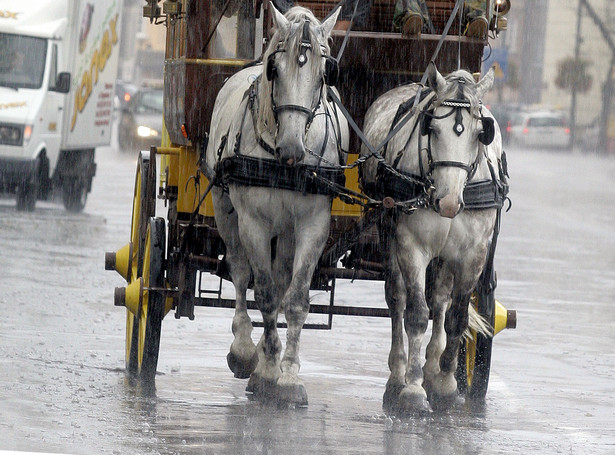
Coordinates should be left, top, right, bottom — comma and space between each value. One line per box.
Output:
422, 64, 495, 218
259, 4, 340, 165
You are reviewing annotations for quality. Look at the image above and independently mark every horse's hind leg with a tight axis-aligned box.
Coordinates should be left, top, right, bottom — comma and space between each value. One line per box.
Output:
428, 288, 471, 408
212, 189, 258, 378
423, 264, 453, 399
236, 219, 283, 398
383, 243, 431, 415
226, 250, 258, 378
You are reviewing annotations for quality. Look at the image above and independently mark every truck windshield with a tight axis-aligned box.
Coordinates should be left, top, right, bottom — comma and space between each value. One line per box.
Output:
0, 33, 47, 90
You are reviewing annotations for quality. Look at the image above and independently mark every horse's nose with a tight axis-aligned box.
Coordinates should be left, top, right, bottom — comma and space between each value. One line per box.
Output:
275, 146, 305, 166
435, 193, 464, 218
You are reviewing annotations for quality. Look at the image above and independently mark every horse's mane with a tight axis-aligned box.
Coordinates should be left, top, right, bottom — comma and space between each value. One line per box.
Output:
433, 70, 483, 117
256, 6, 330, 136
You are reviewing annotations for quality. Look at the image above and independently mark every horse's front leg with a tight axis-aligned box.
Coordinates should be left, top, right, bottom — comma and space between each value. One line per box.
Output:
235, 211, 282, 398
212, 189, 258, 379
277, 209, 330, 406
383, 236, 431, 415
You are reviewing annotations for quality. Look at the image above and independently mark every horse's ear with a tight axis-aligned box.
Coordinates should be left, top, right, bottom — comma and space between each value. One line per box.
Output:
426, 62, 446, 95
270, 1, 289, 32
319, 5, 341, 39
475, 68, 495, 100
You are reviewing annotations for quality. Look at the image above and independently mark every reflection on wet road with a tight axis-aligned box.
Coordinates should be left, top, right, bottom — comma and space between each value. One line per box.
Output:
0, 143, 614, 454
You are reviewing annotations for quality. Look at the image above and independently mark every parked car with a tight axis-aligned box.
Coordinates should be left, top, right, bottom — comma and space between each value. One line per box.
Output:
508, 110, 571, 150
118, 86, 163, 152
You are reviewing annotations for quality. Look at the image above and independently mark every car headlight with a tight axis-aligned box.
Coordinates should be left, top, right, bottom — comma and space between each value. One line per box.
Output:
137, 125, 159, 138
0, 123, 32, 146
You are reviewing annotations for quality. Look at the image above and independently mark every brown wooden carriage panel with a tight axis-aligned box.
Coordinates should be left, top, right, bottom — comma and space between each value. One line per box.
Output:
330, 32, 484, 154
298, 0, 461, 34
163, 1, 253, 144
165, 59, 248, 144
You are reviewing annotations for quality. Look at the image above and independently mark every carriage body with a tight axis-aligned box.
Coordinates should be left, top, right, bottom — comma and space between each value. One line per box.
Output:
158, 0, 494, 279
105, 0, 515, 397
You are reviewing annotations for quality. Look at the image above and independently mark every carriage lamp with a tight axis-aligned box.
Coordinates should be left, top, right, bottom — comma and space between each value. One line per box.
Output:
162, 0, 181, 16
495, 0, 511, 15
137, 125, 159, 137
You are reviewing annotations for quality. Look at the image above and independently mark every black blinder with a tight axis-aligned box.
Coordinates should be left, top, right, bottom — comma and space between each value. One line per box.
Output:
324, 56, 339, 86
479, 116, 495, 145
420, 110, 433, 136
266, 52, 277, 81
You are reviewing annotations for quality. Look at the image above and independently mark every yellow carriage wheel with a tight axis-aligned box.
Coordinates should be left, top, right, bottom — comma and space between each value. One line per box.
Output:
125, 151, 156, 377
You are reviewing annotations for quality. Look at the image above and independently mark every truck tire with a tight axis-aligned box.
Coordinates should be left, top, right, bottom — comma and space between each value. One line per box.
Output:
16, 158, 40, 212
38, 153, 52, 200
62, 179, 88, 212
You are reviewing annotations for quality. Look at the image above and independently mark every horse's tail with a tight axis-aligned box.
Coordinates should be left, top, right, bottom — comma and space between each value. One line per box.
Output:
465, 303, 493, 339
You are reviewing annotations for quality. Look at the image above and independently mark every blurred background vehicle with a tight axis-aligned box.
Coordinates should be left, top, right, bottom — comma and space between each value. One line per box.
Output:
117, 85, 163, 152
487, 103, 526, 145
0, 0, 122, 212
508, 109, 571, 150
114, 79, 138, 111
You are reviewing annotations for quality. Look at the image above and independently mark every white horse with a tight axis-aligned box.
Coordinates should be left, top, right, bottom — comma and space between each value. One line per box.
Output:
205, 5, 348, 406
360, 64, 506, 414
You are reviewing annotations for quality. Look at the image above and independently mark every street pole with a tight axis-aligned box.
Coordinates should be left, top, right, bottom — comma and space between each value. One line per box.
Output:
569, 0, 582, 151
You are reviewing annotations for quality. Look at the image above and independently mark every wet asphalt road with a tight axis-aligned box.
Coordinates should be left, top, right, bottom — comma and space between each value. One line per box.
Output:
0, 135, 614, 454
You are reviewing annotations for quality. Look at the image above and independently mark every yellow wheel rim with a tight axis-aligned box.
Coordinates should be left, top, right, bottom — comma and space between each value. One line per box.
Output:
125, 155, 152, 373
125, 164, 142, 370
137, 226, 152, 370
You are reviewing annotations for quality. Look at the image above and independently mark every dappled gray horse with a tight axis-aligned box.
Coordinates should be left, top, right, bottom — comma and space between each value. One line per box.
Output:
361, 64, 506, 413
205, 5, 348, 405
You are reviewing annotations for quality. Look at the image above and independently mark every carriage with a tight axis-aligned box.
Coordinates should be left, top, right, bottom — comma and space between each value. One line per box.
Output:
105, 0, 516, 409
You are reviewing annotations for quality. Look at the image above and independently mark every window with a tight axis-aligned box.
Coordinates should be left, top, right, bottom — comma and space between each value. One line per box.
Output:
527, 115, 567, 128
0, 33, 48, 89
136, 90, 164, 113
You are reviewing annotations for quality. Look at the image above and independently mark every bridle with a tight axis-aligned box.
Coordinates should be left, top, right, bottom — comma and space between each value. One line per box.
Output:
418, 96, 495, 183
265, 20, 338, 134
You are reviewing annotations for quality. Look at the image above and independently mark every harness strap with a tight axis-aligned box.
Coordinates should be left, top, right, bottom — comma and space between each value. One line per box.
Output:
429, 159, 473, 175
217, 155, 345, 196
378, 170, 507, 211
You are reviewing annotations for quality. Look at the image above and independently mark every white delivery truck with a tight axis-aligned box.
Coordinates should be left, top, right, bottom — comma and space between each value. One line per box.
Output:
0, 0, 122, 211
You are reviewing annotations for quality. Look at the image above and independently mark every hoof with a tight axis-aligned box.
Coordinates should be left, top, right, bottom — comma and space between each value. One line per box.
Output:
383, 383, 431, 416
429, 392, 465, 412
277, 379, 308, 407
383, 382, 405, 411
246, 374, 308, 407
246, 374, 278, 400
227, 350, 258, 379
